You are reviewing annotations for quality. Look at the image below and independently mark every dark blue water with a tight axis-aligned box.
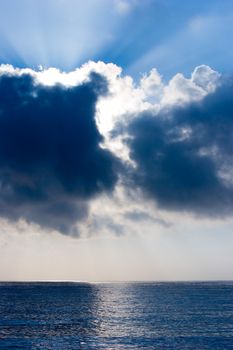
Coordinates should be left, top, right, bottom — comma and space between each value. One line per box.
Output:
0, 282, 233, 349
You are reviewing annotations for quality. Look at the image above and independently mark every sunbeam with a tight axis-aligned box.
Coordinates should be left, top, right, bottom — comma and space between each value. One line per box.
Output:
0, 0, 129, 69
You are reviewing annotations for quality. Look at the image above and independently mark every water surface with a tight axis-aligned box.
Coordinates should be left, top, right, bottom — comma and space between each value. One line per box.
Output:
0, 282, 233, 349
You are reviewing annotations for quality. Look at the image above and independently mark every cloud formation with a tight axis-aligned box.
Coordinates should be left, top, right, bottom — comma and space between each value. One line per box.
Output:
0, 62, 232, 236
0, 68, 118, 234
122, 75, 233, 216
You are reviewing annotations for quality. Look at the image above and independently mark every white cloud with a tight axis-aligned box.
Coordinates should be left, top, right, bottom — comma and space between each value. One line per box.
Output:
191, 64, 221, 92
161, 65, 220, 106
140, 68, 163, 98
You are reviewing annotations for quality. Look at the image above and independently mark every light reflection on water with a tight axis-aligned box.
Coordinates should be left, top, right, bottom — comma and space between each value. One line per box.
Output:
0, 282, 233, 349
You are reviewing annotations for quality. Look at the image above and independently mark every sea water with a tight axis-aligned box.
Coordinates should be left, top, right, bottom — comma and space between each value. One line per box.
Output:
0, 282, 233, 349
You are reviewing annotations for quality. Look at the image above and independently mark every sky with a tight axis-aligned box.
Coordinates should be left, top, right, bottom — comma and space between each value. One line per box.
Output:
0, 0, 233, 281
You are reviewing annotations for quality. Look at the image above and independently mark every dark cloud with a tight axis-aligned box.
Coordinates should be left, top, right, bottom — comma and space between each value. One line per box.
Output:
122, 77, 233, 216
0, 71, 119, 234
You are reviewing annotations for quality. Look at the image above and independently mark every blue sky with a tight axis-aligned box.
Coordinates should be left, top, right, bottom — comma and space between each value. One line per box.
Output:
1, 0, 233, 78
0, 0, 233, 281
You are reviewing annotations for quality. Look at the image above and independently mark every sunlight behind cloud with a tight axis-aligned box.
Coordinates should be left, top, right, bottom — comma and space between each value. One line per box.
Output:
0, 0, 129, 69
0, 61, 220, 164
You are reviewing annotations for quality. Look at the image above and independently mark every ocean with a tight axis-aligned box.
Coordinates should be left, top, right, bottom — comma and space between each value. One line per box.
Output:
0, 282, 232, 349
